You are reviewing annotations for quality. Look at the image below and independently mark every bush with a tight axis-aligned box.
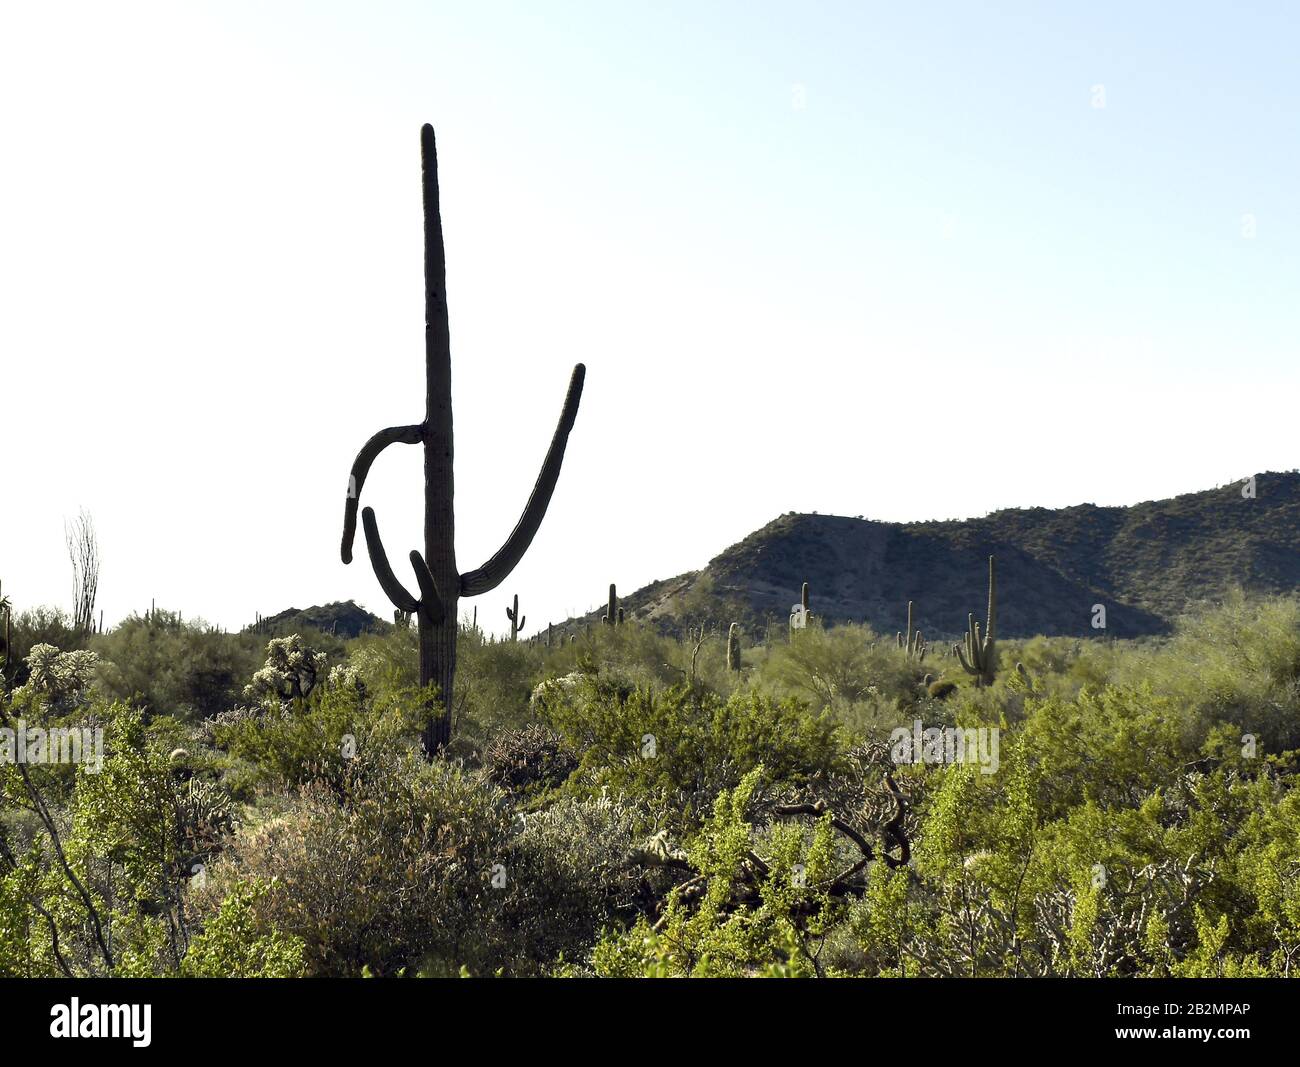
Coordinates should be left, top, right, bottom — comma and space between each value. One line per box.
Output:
93, 615, 268, 721
483, 723, 579, 797
197, 748, 511, 976
539, 678, 843, 825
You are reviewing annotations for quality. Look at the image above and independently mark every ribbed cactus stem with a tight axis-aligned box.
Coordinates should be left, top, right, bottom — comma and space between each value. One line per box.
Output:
603, 583, 618, 626
896, 600, 927, 661
801, 582, 810, 615
955, 555, 998, 686
726, 622, 741, 671
340, 124, 586, 755
506, 593, 525, 641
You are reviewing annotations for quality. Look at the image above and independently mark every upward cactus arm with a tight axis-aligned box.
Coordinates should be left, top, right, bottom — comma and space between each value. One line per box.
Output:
409, 549, 446, 625
459, 363, 586, 596
341, 424, 425, 564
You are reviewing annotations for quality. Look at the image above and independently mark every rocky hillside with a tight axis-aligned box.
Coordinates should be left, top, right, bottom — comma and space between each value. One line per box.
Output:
574, 472, 1300, 640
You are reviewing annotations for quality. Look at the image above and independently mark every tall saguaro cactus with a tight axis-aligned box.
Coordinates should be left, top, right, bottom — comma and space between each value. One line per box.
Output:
602, 584, 619, 625
955, 555, 998, 687
896, 600, 927, 661
506, 594, 525, 642
341, 124, 586, 755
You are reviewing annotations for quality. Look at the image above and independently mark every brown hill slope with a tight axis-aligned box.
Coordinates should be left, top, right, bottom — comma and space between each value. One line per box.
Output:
561, 472, 1300, 640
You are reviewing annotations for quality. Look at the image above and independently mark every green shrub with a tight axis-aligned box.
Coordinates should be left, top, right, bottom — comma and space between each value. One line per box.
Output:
539, 679, 843, 827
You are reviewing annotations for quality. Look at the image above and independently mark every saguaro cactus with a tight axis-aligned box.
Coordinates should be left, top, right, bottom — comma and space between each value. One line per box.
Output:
726, 622, 741, 672
602, 584, 619, 625
896, 600, 927, 661
341, 124, 586, 756
506, 594, 525, 641
955, 555, 998, 687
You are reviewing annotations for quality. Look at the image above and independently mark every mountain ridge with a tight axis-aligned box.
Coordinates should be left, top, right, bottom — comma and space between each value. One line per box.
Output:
555, 472, 1300, 640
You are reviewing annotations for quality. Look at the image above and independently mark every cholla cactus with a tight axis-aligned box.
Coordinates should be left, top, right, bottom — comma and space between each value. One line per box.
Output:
18, 643, 99, 707
243, 635, 327, 704
955, 555, 998, 687
327, 662, 366, 696
175, 777, 237, 866
896, 600, 927, 661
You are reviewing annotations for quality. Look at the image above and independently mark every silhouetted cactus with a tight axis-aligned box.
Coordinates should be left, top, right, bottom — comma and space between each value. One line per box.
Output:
506, 594, 525, 641
896, 600, 927, 661
726, 622, 741, 671
602, 584, 619, 625
955, 555, 998, 687
341, 124, 586, 756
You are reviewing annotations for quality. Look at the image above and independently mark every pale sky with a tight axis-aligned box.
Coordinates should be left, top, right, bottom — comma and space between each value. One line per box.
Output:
2, 1, 1298, 635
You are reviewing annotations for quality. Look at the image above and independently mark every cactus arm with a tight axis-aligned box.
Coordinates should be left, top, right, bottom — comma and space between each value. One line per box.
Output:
341, 424, 425, 564
986, 555, 997, 642
459, 363, 586, 596
955, 642, 980, 676
518, 615, 526, 631
408, 550, 446, 625
360, 507, 422, 614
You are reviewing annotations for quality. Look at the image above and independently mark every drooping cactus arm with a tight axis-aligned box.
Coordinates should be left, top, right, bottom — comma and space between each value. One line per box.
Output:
459, 363, 586, 596
361, 507, 421, 614
341, 424, 425, 563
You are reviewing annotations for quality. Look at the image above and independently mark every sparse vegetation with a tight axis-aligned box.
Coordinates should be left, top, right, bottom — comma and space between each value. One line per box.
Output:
5, 586, 1300, 977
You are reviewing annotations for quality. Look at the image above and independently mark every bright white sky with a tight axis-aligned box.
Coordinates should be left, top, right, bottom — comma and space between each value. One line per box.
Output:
2, 1, 1298, 635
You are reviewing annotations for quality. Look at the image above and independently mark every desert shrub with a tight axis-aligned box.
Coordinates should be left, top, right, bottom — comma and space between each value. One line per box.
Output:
209, 671, 425, 796
1114, 590, 1300, 753
198, 748, 511, 976
0, 696, 238, 977
451, 630, 547, 746
180, 880, 306, 977
589, 769, 833, 977
755, 624, 919, 712
93, 616, 267, 721
6, 608, 80, 683
539, 679, 843, 825
928, 679, 957, 700
483, 723, 578, 797
493, 793, 652, 972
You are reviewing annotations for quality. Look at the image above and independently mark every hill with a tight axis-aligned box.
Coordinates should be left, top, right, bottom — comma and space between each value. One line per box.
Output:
561, 472, 1300, 640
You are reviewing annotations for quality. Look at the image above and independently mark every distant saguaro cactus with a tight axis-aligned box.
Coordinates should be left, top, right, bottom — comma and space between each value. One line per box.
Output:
506, 594, 525, 642
602, 584, 619, 625
790, 582, 814, 631
726, 622, 741, 672
0, 580, 10, 685
955, 555, 998, 687
896, 600, 927, 661
341, 124, 586, 756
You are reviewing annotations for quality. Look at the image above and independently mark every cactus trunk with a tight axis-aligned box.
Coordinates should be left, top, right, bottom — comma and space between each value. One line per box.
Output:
341, 124, 586, 757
